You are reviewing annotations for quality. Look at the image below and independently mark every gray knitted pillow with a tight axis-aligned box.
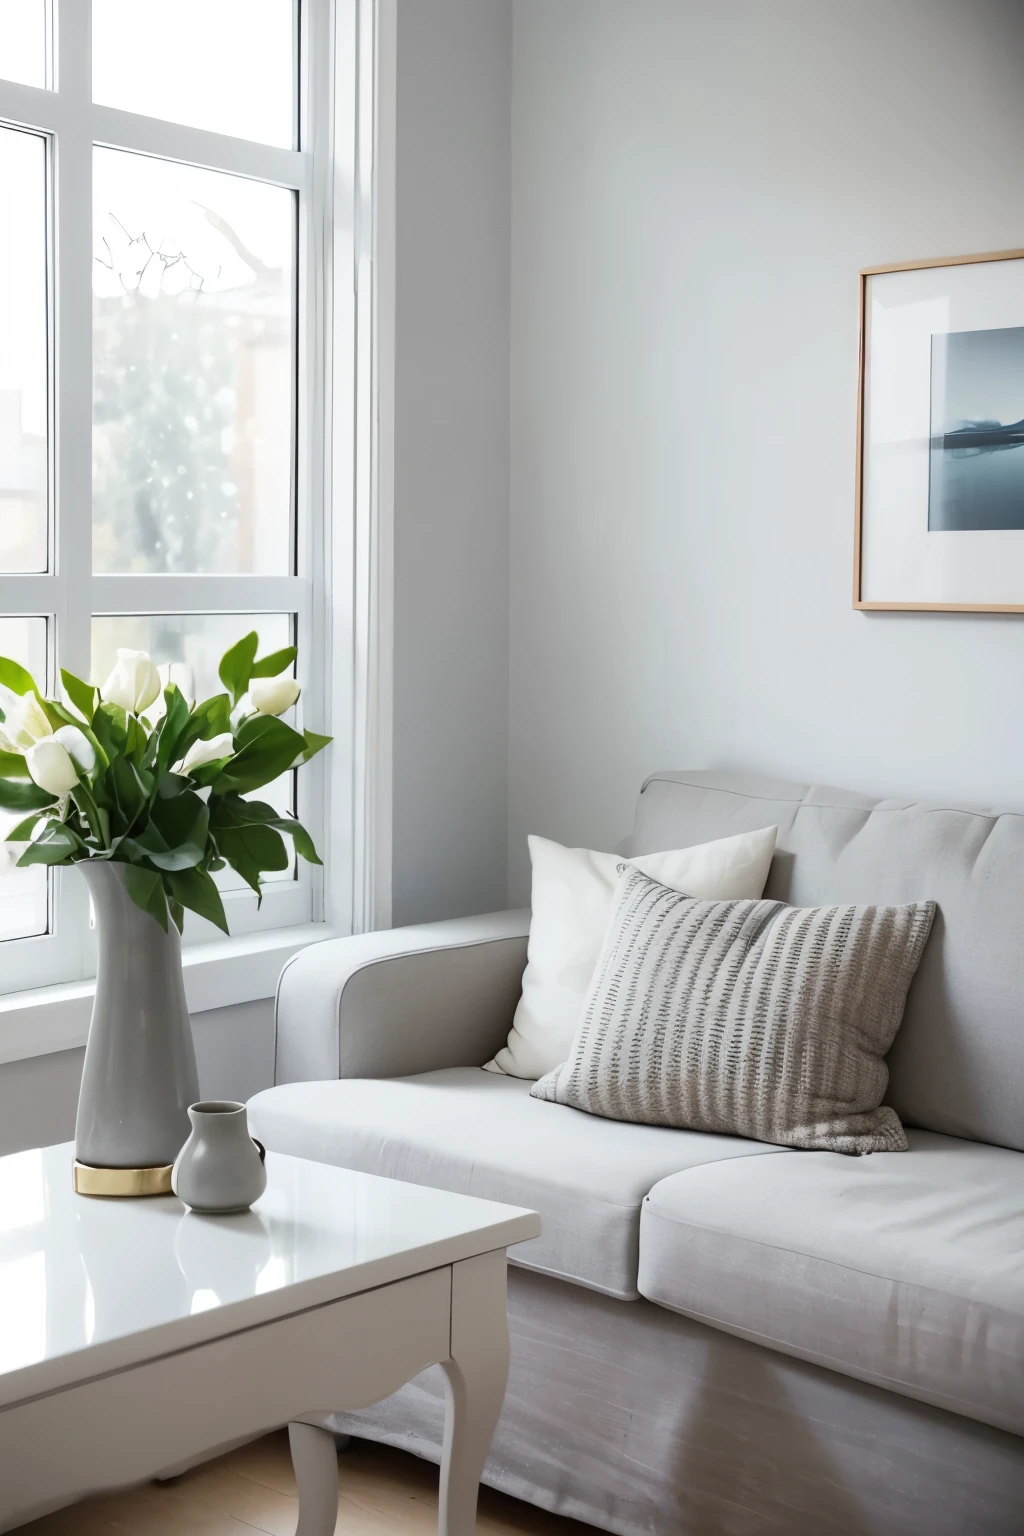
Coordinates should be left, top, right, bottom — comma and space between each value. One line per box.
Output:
530, 865, 936, 1154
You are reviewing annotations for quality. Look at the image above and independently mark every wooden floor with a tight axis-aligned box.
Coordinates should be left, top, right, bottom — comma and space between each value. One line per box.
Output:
18, 1431, 590, 1535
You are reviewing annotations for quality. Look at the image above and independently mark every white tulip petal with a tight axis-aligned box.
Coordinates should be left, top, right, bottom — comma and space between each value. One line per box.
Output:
1, 692, 53, 752
250, 676, 301, 717
53, 724, 96, 776
101, 648, 161, 713
26, 739, 79, 795
175, 732, 235, 776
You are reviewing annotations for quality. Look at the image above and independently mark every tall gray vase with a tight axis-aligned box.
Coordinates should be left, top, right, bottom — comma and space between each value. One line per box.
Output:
75, 861, 199, 1171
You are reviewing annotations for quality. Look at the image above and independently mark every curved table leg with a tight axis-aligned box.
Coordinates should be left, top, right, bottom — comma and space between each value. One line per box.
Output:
289, 1421, 339, 1536
438, 1251, 510, 1536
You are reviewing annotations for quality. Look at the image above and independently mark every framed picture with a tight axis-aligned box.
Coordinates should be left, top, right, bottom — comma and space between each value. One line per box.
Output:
855, 247, 1024, 611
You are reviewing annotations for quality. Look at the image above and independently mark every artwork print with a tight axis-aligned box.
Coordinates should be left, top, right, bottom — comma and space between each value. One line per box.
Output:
929, 325, 1024, 532
856, 249, 1024, 611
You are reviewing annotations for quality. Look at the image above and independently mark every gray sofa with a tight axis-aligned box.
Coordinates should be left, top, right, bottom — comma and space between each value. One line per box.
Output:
248, 770, 1024, 1536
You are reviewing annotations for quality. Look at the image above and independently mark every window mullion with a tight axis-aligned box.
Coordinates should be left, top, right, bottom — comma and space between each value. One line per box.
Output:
0, 79, 71, 134
0, 577, 61, 614
89, 104, 309, 191
90, 575, 308, 615
294, 0, 333, 924
54, 0, 95, 979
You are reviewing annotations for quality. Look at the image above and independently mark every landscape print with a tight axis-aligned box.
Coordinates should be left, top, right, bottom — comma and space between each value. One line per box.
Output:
929, 324, 1024, 531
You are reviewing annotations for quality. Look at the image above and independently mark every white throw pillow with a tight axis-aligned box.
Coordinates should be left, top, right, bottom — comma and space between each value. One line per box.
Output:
485, 826, 778, 1080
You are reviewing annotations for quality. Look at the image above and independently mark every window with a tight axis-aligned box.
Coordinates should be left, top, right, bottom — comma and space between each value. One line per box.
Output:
0, 0, 337, 993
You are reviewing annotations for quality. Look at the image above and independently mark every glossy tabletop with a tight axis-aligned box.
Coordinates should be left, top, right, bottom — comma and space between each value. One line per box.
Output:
0, 1143, 539, 1408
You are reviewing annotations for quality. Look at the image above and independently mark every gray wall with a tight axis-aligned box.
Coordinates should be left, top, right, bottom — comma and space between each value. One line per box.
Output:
508, 0, 1024, 901
391, 0, 513, 924
0, 1000, 275, 1157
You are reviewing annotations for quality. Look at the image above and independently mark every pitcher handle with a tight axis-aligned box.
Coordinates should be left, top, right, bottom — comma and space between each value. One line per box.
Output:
252, 1137, 266, 1164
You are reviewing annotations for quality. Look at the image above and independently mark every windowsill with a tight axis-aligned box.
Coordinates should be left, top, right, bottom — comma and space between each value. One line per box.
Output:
0, 924, 339, 1067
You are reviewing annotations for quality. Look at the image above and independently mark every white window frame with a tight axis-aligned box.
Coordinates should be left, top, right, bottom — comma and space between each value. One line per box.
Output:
0, 0, 392, 1039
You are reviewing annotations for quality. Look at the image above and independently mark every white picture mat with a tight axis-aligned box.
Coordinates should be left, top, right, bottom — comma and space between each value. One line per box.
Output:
861, 256, 1024, 606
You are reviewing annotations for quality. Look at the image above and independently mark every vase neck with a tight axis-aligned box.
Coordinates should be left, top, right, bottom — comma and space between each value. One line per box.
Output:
79, 860, 178, 944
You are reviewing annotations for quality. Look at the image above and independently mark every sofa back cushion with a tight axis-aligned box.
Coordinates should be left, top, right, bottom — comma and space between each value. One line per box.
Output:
622, 770, 1024, 1152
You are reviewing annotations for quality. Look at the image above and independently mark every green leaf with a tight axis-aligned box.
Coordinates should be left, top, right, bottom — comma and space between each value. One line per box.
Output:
214, 822, 288, 899
155, 684, 191, 773
283, 815, 322, 864
165, 692, 232, 771
186, 756, 234, 788
209, 792, 266, 828
125, 712, 149, 763
211, 793, 322, 865
155, 771, 191, 799
297, 729, 332, 765
92, 703, 128, 763
168, 897, 185, 934
193, 693, 233, 738
249, 645, 297, 680
0, 779, 58, 812
40, 699, 83, 731
166, 866, 229, 935
223, 822, 288, 871
218, 631, 259, 705
108, 757, 150, 831
69, 784, 111, 850
4, 812, 46, 842
60, 670, 98, 723
214, 714, 305, 796
133, 791, 210, 872
121, 864, 169, 931
0, 656, 40, 697
17, 823, 83, 865
0, 748, 32, 782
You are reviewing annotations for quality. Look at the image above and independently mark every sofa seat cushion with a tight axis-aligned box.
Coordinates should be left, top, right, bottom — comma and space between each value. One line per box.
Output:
638, 1130, 1024, 1435
248, 1068, 787, 1300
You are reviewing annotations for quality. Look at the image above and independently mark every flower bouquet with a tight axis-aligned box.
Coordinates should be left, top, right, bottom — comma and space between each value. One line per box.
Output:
0, 632, 331, 1193
0, 631, 329, 934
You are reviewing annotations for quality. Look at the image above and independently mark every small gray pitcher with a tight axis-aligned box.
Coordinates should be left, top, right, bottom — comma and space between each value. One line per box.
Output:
171, 1101, 268, 1214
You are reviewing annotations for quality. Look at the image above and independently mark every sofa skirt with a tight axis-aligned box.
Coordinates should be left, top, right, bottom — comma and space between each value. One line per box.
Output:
324, 1265, 1024, 1536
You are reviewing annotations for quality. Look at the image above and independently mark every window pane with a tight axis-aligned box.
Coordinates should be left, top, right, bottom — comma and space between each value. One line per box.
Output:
93, 150, 295, 576
0, 0, 48, 88
0, 128, 48, 573
91, 613, 290, 704
92, 0, 295, 148
90, 615, 296, 892
0, 618, 48, 942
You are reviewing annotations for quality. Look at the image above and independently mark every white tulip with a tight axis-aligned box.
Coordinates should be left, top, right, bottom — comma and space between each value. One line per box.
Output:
249, 676, 301, 717
0, 692, 53, 753
174, 732, 235, 776
26, 738, 80, 796
53, 724, 96, 776
101, 649, 161, 714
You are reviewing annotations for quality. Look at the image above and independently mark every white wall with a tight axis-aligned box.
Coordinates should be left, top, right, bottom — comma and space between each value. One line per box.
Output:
391, 0, 512, 924
508, 0, 1024, 901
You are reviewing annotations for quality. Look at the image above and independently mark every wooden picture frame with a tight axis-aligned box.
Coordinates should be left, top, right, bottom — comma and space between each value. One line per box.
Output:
854, 246, 1024, 613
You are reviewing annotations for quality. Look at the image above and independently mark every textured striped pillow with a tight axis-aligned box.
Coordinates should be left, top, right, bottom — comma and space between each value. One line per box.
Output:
530, 866, 936, 1154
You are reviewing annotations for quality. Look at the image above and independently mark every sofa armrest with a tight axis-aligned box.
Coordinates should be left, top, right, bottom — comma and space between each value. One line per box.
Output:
274, 909, 531, 1084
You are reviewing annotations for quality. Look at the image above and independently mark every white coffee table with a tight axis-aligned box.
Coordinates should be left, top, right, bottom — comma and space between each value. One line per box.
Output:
0, 1142, 540, 1534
